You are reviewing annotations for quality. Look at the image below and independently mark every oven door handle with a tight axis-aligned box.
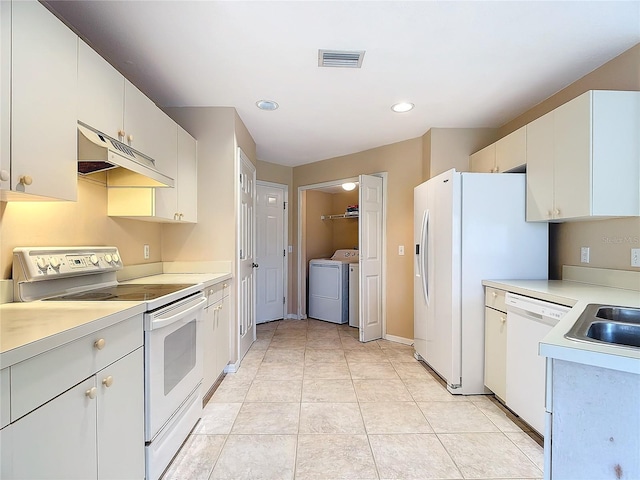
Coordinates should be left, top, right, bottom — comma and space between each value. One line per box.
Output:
148, 297, 207, 331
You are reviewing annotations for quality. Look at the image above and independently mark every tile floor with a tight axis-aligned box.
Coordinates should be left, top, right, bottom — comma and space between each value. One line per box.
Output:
163, 319, 544, 480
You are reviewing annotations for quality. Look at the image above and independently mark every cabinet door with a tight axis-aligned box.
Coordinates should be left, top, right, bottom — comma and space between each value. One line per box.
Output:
11, 0, 77, 201
177, 127, 198, 222
495, 126, 526, 173
469, 144, 496, 173
202, 305, 217, 394
97, 348, 144, 480
78, 40, 125, 139
526, 111, 555, 221
123, 80, 177, 178
0, 367, 9, 429
484, 307, 507, 402
2, 378, 97, 479
216, 296, 230, 375
554, 92, 591, 219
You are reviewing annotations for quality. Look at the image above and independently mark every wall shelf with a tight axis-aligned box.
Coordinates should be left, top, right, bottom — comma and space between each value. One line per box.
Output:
321, 213, 359, 220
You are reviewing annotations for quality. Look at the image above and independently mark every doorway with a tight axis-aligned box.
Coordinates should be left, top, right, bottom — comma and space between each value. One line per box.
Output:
255, 181, 288, 324
297, 173, 387, 342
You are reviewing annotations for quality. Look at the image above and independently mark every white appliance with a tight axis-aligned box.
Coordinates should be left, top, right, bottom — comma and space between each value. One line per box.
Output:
12, 246, 205, 480
349, 263, 360, 328
413, 169, 548, 394
505, 292, 569, 435
308, 249, 359, 324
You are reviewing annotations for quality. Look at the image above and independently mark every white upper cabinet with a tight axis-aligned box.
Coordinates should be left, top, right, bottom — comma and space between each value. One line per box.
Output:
2, 0, 78, 201
470, 126, 526, 173
527, 90, 640, 221
107, 126, 197, 223
77, 43, 177, 178
77, 39, 125, 139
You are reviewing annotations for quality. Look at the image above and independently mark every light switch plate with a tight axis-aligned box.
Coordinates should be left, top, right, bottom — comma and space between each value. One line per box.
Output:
398, 245, 405, 256
144, 244, 150, 259
632, 248, 640, 267
580, 247, 590, 263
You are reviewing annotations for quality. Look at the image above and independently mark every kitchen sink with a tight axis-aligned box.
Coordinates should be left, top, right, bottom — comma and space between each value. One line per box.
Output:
565, 304, 640, 349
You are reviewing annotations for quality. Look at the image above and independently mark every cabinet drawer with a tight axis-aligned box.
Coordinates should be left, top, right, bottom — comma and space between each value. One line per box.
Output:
205, 281, 229, 307
485, 287, 506, 312
11, 315, 142, 421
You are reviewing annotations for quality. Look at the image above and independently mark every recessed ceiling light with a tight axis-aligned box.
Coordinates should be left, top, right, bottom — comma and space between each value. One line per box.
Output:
391, 102, 414, 113
342, 182, 357, 191
256, 100, 279, 111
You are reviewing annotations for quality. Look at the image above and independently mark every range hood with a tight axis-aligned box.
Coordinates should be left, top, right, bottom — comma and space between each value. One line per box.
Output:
78, 123, 174, 188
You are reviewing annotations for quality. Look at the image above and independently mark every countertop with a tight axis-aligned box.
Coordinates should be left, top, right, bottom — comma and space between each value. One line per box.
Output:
0, 272, 232, 368
482, 279, 640, 374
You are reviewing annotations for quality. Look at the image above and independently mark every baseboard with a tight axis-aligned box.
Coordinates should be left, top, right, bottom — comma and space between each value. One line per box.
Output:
285, 313, 302, 320
384, 334, 414, 346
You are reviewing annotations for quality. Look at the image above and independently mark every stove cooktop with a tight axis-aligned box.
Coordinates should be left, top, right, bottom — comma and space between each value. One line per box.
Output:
44, 284, 196, 302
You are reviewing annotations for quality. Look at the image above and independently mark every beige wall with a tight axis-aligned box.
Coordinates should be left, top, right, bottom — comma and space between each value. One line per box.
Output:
293, 138, 422, 340
499, 42, 640, 276
0, 176, 162, 279
428, 128, 498, 176
305, 190, 334, 263
331, 190, 359, 251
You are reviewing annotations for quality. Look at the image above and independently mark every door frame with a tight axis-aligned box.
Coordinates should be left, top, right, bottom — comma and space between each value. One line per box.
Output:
296, 173, 387, 339
256, 180, 289, 322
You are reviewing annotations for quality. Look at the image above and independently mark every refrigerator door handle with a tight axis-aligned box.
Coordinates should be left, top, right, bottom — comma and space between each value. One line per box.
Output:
420, 210, 430, 305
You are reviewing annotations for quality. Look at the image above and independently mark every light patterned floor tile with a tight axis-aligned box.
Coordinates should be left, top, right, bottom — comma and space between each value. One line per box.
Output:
194, 402, 242, 434
255, 362, 304, 380
304, 348, 347, 364
348, 362, 400, 379
231, 402, 300, 434
295, 434, 378, 479
505, 431, 544, 470
353, 378, 413, 402
359, 402, 433, 434
417, 402, 500, 433
299, 402, 365, 434
210, 434, 296, 480
244, 379, 303, 402
302, 379, 358, 402
162, 434, 226, 480
438, 432, 543, 479
403, 378, 469, 402
303, 361, 351, 379
369, 433, 462, 479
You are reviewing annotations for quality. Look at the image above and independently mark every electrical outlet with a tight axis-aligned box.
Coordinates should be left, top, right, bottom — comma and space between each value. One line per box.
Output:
632, 248, 640, 267
144, 244, 150, 259
398, 245, 405, 256
580, 247, 590, 264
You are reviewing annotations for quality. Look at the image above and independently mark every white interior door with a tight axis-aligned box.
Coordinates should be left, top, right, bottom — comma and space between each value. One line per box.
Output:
237, 148, 256, 361
359, 174, 383, 342
256, 183, 286, 323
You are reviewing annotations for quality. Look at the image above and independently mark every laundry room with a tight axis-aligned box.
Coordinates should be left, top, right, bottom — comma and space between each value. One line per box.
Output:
303, 182, 360, 326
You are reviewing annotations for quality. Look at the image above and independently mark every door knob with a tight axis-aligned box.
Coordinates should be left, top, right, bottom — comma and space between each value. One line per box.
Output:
252, 263, 259, 268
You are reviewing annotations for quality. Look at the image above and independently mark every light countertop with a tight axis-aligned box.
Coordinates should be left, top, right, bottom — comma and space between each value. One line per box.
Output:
482, 279, 640, 374
1, 271, 232, 368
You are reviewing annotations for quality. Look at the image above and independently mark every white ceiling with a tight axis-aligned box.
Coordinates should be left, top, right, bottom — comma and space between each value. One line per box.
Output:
46, 1, 640, 167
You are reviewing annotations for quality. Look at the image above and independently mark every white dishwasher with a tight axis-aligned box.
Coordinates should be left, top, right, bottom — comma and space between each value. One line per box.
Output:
505, 292, 570, 434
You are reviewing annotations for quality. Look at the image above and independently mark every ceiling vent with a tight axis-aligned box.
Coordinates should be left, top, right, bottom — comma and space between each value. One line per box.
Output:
318, 50, 365, 68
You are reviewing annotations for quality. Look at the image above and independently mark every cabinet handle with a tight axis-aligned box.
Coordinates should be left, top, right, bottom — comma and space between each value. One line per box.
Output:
118, 129, 126, 138
223, 283, 228, 289
102, 376, 114, 388
495, 166, 500, 173
127, 134, 134, 143
547, 210, 552, 218
179, 213, 184, 220
209, 289, 214, 295
492, 291, 497, 298
19, 175, 33, 186
94, 338, 106, 350
85, 387, 97, 399
500, 316, 506, 324
554, 208, 560, 216
216, 305, 223, 311
0, 170, 9, 181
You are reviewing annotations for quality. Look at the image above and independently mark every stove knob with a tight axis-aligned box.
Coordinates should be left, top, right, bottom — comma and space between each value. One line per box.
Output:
112, 254, 120, 264
104, 254, 113, 263
49, 257, 61, 269
36, 258, 49, 271
89, 254, 99, 266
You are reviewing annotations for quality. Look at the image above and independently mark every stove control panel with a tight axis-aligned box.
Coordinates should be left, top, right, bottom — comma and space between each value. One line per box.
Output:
13, 246, 123, 281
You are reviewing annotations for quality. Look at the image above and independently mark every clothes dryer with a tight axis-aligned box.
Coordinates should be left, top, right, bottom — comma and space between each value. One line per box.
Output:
308, 249, 359, 324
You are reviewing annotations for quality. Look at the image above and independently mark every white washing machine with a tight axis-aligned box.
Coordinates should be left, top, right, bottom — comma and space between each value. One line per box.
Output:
308, 249, 359, 324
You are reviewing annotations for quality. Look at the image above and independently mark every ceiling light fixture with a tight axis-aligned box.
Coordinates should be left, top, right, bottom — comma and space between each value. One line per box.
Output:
256, 100, 279, 111
342, 182, 356, 191
391, 102, 414, 113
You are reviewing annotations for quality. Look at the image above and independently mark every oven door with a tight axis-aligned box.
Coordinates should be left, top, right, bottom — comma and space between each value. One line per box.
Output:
144, 294, 206, 442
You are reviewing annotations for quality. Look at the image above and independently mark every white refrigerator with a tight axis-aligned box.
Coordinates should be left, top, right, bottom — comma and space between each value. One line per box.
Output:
414, 169, 548, 395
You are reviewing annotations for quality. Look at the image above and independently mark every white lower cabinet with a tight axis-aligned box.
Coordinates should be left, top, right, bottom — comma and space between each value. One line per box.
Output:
483, 306, 507, 402
0, 317, 144, 480
203, 281, 231, 398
